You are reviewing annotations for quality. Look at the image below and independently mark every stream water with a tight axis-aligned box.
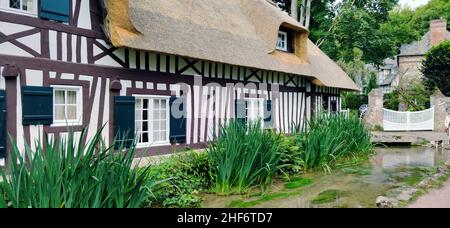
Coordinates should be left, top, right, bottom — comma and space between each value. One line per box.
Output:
201, 146, 450, 208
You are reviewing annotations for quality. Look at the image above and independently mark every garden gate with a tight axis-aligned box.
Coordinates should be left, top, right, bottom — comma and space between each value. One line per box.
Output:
382, 107, 435, 131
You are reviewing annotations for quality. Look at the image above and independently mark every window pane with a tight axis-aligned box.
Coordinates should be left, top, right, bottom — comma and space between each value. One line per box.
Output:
153, 110, 160, 119
160, 110, 167, 119
9, 0, 20, 9
135, 120, 142, 132
158, 132, 165, 142
67, 106, 77, 120
160, 121, 167, 131
143, 110, 148, 120
153, 121, 160, 130
153, 133, 160, 142
142, 133, 149, 143
55, 90, 65, 104
22, 0, 33, 11
55, 106, 65, 120
136, 99, 142, 109
153, 99, 160, 109
143, 99, 149, 109
67, 91, 77, 104
135, 110, 142, 121
143, 121, 148, 132
160, 99, 166, 108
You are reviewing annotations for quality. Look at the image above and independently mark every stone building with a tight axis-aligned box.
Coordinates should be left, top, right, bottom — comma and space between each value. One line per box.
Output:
379, 19, 450, 91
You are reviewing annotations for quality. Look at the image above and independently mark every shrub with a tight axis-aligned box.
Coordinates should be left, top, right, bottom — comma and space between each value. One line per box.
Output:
295, 114, 373, 172
0, 129, 155, 208
422, 40, 450, 96
207, 121, 283, 194
342, 92, 368, 110
373, 124, 384, 132
277, 134, 304, 174
147, 151, 211, 208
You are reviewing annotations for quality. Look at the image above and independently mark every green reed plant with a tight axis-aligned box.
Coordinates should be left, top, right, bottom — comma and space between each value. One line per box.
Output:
295, 113, 372, 172
207, 121, 283, 194
0, 128, 156, 208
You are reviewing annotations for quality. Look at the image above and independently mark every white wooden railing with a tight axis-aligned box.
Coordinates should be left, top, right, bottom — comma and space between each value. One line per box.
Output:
383, 107, 434, 131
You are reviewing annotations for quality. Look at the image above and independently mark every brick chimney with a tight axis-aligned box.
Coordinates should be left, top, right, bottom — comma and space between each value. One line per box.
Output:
430, 18, 447, 47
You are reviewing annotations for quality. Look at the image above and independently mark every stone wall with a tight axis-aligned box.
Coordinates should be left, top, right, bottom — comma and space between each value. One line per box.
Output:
431, 90, 450, 132
364, 88, 384, 129
398, 55, 425, 84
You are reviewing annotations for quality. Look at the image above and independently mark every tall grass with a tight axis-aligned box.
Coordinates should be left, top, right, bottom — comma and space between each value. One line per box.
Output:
296, 113, 373, 172
207, 121, 283, 194
0, 128, 156, 208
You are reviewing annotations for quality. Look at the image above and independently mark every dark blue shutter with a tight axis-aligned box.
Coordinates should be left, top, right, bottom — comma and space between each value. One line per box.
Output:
169, 96, 186, 144
0, 90, 6, 159
22, 86, 53, 125
264, 100, 273, 128
114, 96, 135, 148
39, 0, 70, 23
235, 99, 247, 125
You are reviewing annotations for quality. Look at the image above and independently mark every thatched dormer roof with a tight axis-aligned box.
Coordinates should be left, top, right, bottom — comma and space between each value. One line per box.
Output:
104, 0, 359, 91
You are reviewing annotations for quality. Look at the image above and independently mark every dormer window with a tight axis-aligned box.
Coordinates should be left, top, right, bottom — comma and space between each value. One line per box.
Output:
0, 0, 37, 16
277, 31, 288, 51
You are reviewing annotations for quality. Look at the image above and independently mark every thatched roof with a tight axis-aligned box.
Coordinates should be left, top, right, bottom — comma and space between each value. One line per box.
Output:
104, 0, 359, 91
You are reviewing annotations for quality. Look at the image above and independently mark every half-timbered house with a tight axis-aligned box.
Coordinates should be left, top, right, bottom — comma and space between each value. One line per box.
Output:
0, 0, 358, 165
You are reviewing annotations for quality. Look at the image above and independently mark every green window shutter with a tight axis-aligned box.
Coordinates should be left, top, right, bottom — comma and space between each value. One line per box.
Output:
169, 96, 186, 144
235, 99, 247, 125
0, 90, 6, 159
39, 0, 70, 23
114, 96, 135, 149
22, 86, 53, 126
264, 100, 273, 129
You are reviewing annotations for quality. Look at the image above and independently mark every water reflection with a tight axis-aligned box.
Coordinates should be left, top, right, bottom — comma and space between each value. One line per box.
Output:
374, 146, 447, 170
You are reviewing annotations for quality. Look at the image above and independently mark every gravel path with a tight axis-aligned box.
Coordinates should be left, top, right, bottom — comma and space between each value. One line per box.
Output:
408, 180, 450, 208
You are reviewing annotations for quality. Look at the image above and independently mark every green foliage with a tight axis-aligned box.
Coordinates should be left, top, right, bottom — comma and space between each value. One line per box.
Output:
277, 134, 305, 174
207, 121, 283, 194
363, 72, 379, 95
0, 129, 153, 208
380, 0, 450, 53
311, 189, 345, 204
373, 124, 384, 132
284, 177, 313, 189
398, 80, 432, 111
384, 91, 400, 110
341, 92, 368, 110
147, 151, 211, 208
334, 3, 396, 65
295, 114, 373, 172
341, 167, 371, 175
422, 40, 450, 96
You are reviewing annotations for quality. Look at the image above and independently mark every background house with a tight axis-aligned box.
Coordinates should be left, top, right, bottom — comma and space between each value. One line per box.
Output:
380, 18, 450, 91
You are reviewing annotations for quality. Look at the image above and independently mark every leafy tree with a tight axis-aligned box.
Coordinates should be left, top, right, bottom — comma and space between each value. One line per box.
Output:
398, 80, 431, 111
333, 3, 396, 65
422, 40, 450, 96
341, 92, 368, 110
414, 0, 450, 32
273, 0, 398, 64
383, 91, 400, 110
380, 0, 450, 54
379, 6, 422, 49
363, 72, 379, 95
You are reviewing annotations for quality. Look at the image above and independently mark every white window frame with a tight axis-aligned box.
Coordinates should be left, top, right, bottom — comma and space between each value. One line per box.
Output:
0, 0, 38, 17
134, 95, 171, 148
245, 98, 265, 128
276, 31, 288, 52
51, 85, 83, 127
